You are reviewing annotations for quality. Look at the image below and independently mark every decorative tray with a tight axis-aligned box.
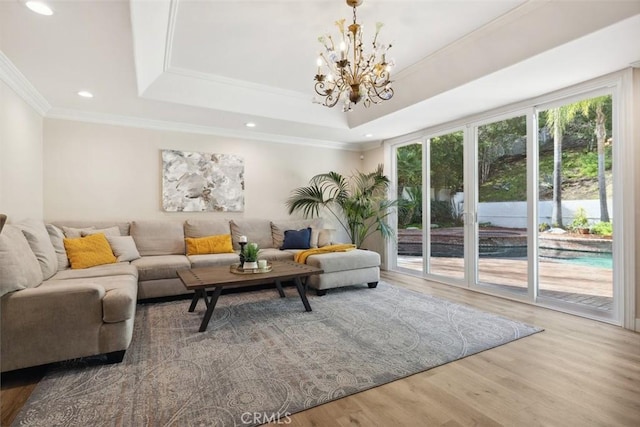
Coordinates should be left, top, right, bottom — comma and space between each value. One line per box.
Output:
230, 263, 273, 275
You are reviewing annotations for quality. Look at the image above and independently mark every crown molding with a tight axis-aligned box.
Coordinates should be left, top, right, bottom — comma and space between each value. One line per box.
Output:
45, 107, 362, 151
0, 51, 51, 116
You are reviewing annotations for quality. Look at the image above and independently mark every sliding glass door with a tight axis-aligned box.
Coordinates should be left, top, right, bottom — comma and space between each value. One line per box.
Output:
536, 94, 614, 316
389, 81, 624, 326
474, 115, 529, 295
428, 131, 465, 280
395, 141, 424, 273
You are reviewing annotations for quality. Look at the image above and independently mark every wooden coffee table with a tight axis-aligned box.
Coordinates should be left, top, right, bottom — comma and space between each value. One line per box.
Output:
177, 260, 323, 332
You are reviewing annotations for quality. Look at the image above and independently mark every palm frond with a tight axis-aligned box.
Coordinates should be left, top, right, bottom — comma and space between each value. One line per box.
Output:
286, 185, 327, 218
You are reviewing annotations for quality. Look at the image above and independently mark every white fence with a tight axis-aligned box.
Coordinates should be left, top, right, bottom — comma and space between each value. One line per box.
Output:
477, 199, 613, 228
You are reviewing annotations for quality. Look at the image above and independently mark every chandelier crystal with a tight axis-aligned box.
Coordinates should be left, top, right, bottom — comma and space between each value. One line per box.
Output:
314, 0, 394, 112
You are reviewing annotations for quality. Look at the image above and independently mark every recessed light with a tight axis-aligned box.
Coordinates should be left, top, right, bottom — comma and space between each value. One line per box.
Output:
245, 122, 256, 128
77, 91, 94, 98
364, 133, 373, 138
25, 1, 54, 16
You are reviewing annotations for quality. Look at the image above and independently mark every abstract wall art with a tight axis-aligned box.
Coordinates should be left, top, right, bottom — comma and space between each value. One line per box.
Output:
162, 150, 244, 212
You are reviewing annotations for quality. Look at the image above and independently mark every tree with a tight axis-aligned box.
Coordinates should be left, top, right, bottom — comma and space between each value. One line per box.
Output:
286, 164, 396, 247
396, 144, 423, 228
546, 108, 566, 228
430, 132, 464, 191
546, 95, 612, 227
477, 117, 526, 185
572, 96, 611, 222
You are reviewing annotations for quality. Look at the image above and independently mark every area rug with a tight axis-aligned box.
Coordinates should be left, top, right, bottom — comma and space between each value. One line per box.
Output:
13, 281, 542, 426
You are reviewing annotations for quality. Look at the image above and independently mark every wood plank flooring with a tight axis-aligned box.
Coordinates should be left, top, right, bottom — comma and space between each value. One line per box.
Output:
2, 270, 638, 426
281, 271, 639, 427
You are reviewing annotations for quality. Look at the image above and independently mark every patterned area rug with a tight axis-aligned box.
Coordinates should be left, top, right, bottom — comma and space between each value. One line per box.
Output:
14, 282, 542, 426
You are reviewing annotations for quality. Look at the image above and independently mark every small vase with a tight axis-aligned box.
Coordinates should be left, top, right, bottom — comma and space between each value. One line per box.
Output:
243, 261, 258, 270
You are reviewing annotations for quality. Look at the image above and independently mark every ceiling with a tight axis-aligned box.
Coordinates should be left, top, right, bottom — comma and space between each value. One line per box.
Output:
1, 0, 639, 150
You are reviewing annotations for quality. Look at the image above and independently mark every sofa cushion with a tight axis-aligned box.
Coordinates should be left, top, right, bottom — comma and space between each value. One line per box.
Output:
131, 255, 191, 281
188, 253, 240, 268
271, 219, 322, 248
46, 224, 70, 270
49, 262, 138, 281
281, 228, 312, 250
61, 225, 95, 238
185, 234, 234, 255
0, 225, 44, 297
81, 226, 121, 237
230, 219, 273, 250
317, 229, 335, 247
184, 219, 231, 238
54, 221, 130, 237
106, 236, 141, 262
304, 249, 380, 274
130, 221, 185, 256
254, 248, 294, 262
64, 234, 117, 269
16, 219, 58, 280
44, 275, 138, 323
102, 281, 137, 323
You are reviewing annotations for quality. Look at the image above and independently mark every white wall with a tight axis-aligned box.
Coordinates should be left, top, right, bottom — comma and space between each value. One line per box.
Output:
43, 119, 360, 224
0, 80, 43, 221
478, 199, 613, 228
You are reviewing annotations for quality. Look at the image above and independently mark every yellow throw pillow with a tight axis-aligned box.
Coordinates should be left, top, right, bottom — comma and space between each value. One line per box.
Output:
64, 233, 117, 269
185, 234, 234, 255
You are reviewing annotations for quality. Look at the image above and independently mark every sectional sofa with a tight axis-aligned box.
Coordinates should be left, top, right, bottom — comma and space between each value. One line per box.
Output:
0, 217, 380, 372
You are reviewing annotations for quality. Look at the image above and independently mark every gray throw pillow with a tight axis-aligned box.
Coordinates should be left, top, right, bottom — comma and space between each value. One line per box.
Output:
16, 219, 58, 280
46, 224, 70, 270
0, 225, 44, 297
106, 236, 141, 262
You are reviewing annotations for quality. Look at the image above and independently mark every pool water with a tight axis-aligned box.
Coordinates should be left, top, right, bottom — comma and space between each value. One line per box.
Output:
541, 252, 613, 269
430, 244, 613, 269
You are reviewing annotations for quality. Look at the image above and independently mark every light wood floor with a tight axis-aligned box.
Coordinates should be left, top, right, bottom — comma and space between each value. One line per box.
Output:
2, 271, 638, 427
281, 271, 639, 426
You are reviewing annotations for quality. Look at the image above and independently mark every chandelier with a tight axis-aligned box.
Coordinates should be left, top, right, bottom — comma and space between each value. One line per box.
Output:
314, 0, 394, 112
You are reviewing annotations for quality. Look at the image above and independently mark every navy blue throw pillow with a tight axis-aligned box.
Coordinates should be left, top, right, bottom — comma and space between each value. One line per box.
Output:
281, 228, 312, 250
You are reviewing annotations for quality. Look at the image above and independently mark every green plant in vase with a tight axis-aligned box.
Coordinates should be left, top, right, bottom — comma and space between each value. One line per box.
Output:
243, 243, 259, 269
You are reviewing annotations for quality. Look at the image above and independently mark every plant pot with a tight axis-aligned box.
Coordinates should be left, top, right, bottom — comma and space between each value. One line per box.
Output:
243, 261, 258, 269
577, 228, 590, 235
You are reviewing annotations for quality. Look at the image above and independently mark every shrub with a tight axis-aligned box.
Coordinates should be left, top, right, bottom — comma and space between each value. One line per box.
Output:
570, 207, 589, 230
431, 200, 454, 226
591, 221, 613, 236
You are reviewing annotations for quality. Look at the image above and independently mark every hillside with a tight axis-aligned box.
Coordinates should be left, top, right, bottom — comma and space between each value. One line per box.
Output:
479, 146, 613, 202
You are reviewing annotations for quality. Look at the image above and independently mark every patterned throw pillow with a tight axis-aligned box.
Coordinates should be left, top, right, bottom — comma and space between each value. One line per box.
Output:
63, 233, 117, 269
185, 234, 234, 255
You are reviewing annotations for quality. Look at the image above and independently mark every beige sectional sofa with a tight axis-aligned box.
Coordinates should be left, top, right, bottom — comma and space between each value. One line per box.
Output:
0, 217, 380, 372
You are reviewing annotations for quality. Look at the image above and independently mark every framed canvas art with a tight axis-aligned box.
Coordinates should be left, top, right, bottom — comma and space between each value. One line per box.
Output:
162, 150, 244, 212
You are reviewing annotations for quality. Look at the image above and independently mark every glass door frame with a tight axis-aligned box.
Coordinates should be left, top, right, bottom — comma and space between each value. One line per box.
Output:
466, 108, 536, 302
389, 137, 427, 277
532, 86, 621, 324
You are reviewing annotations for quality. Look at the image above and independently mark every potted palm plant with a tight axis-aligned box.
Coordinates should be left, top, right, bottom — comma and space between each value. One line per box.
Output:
286, 164, 396, 248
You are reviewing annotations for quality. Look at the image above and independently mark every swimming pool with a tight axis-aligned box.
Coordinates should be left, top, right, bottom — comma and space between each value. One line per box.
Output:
429, 244, 612, 269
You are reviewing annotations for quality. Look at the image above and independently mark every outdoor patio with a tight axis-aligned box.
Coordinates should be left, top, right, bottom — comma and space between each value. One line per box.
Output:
397, 256, 613, 311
